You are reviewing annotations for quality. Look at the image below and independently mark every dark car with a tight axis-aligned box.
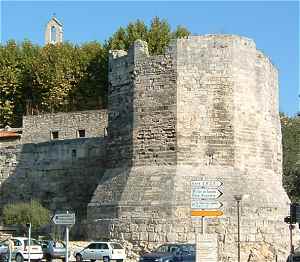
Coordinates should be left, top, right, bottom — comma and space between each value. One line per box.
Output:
287, 254, 300, 262
139, 244, 195, 262
42, 240, 69, 262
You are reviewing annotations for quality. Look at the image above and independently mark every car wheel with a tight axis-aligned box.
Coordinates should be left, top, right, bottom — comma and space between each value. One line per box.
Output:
116, 260, 123, 262
103, 256, 110, 262
76, 254, 83, 262
91, 260, 96, 262
16, 254, 24, 262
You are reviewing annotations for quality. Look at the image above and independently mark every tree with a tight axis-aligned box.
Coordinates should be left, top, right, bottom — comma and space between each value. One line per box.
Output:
0, 18, 190, 128
147, 17, 171, 55
172, 25, 190, 39
106, 17, 190, 54
281, 114, 300, 202
0, 40, 23, 127
3, 200, 50, 230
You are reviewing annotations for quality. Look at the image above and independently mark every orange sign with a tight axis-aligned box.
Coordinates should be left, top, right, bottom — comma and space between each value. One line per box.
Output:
191, 210, 223, 217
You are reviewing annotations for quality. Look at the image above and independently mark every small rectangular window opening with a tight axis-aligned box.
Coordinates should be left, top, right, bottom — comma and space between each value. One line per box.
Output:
78, 129, 85, 138
51, 131, 59, 140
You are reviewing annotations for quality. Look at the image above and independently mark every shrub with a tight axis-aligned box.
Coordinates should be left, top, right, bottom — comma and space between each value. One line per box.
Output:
3, 200, 50, 230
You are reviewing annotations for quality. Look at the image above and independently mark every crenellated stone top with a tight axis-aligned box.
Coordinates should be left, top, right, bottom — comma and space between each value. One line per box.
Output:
108, 34, 277, 71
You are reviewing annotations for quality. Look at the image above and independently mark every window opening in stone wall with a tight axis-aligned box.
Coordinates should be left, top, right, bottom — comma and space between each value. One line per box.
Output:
51, 26, 57, 43
51, 131, 59, 140
72, 149, 77, 159
78, 129, 85, 138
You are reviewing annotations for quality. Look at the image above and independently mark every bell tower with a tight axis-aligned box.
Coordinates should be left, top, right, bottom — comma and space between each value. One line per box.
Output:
45, 15, 63, 45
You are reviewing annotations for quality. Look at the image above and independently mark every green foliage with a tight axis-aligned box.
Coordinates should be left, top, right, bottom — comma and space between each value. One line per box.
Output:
0, 41, 107, 127
281, 114, 300, 202
0, 40, 23, 127
106, 17, 190, 54
0, 17, 190, 128
3, 200, 50, 230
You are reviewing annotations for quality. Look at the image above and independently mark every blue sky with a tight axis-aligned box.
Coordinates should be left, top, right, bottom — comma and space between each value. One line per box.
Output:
1, 1, 299, 116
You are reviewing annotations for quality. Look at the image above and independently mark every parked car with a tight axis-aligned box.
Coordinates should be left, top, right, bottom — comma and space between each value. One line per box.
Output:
74, 242, 126, 262
41, 240, 69, 261
287, 253, 300, 262
0, 244, 8, 262
11, 237, 44, 262
139, 244, 196, 262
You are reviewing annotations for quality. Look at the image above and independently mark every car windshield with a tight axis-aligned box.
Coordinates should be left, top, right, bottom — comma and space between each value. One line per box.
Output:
110, 243, 123, 249
53, 242, 65, 248
24, 239, 40, 246
155, 245, 179, 253
180, 245, 196, 253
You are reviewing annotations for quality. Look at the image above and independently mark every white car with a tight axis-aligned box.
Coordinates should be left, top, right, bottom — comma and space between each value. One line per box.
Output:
0, 243, 8, 261
11, 237, 43, 262
74, 242, 126, 262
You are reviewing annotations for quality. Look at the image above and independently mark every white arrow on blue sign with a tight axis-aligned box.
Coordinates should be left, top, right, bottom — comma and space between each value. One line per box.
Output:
191, 188, 222, 199
191, 200, 223, 209
52, 213, 75, 225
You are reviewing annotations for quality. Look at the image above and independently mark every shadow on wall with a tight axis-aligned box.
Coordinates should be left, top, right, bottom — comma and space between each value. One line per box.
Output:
0, 137, 106, 239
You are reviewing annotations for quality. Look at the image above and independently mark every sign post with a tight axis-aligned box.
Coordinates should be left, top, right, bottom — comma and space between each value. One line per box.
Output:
27, 223, 31, 262
52, 212, 75, 262
191, 179, 223, 262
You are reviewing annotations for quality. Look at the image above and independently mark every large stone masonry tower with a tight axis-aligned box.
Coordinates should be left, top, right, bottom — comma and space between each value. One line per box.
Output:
88, 35, 290, 261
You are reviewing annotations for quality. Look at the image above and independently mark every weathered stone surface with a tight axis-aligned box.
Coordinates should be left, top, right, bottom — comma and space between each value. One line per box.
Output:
0, 110, 108, 229
22, 110, 107, 144
88, 35, 290, 261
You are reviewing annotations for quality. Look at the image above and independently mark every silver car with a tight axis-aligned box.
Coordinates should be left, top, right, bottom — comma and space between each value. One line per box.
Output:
42, 240, 69, 262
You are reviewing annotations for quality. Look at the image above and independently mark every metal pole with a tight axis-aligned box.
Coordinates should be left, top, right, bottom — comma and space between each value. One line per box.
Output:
289, 224, 295, 254
66, 226, 69, 262
8, 241, 11, 262
237, 200, 240, 262
65, 210, 69, 262
28, 223, 31, 262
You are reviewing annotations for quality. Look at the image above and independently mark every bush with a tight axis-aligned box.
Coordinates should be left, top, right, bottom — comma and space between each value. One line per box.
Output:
3, 200, 50, 230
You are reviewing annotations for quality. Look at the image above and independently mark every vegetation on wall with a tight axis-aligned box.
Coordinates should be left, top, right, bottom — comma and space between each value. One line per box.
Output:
0, 17, 190, 128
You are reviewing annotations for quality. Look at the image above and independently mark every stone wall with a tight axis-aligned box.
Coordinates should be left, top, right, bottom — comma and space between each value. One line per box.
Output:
176, 35, 235, 166
0, 136, 106, 226
88, 36, 290, 262
22, 110, 107, 144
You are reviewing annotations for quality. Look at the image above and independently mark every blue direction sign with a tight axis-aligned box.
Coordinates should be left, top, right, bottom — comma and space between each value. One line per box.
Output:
52, 213, 75, 225
191, 200, 223, 209
191, 188, 222, 199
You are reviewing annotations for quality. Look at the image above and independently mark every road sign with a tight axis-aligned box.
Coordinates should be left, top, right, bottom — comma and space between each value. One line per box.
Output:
191, 200, 223, 209
191, 210, 223, 217
52, 213, 75, 225
191, 180, 222, 188
191, 188, 222, 199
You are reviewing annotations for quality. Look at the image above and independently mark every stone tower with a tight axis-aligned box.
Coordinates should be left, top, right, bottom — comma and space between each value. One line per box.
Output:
45, 16, 63, 45
88, 35, 290, 261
